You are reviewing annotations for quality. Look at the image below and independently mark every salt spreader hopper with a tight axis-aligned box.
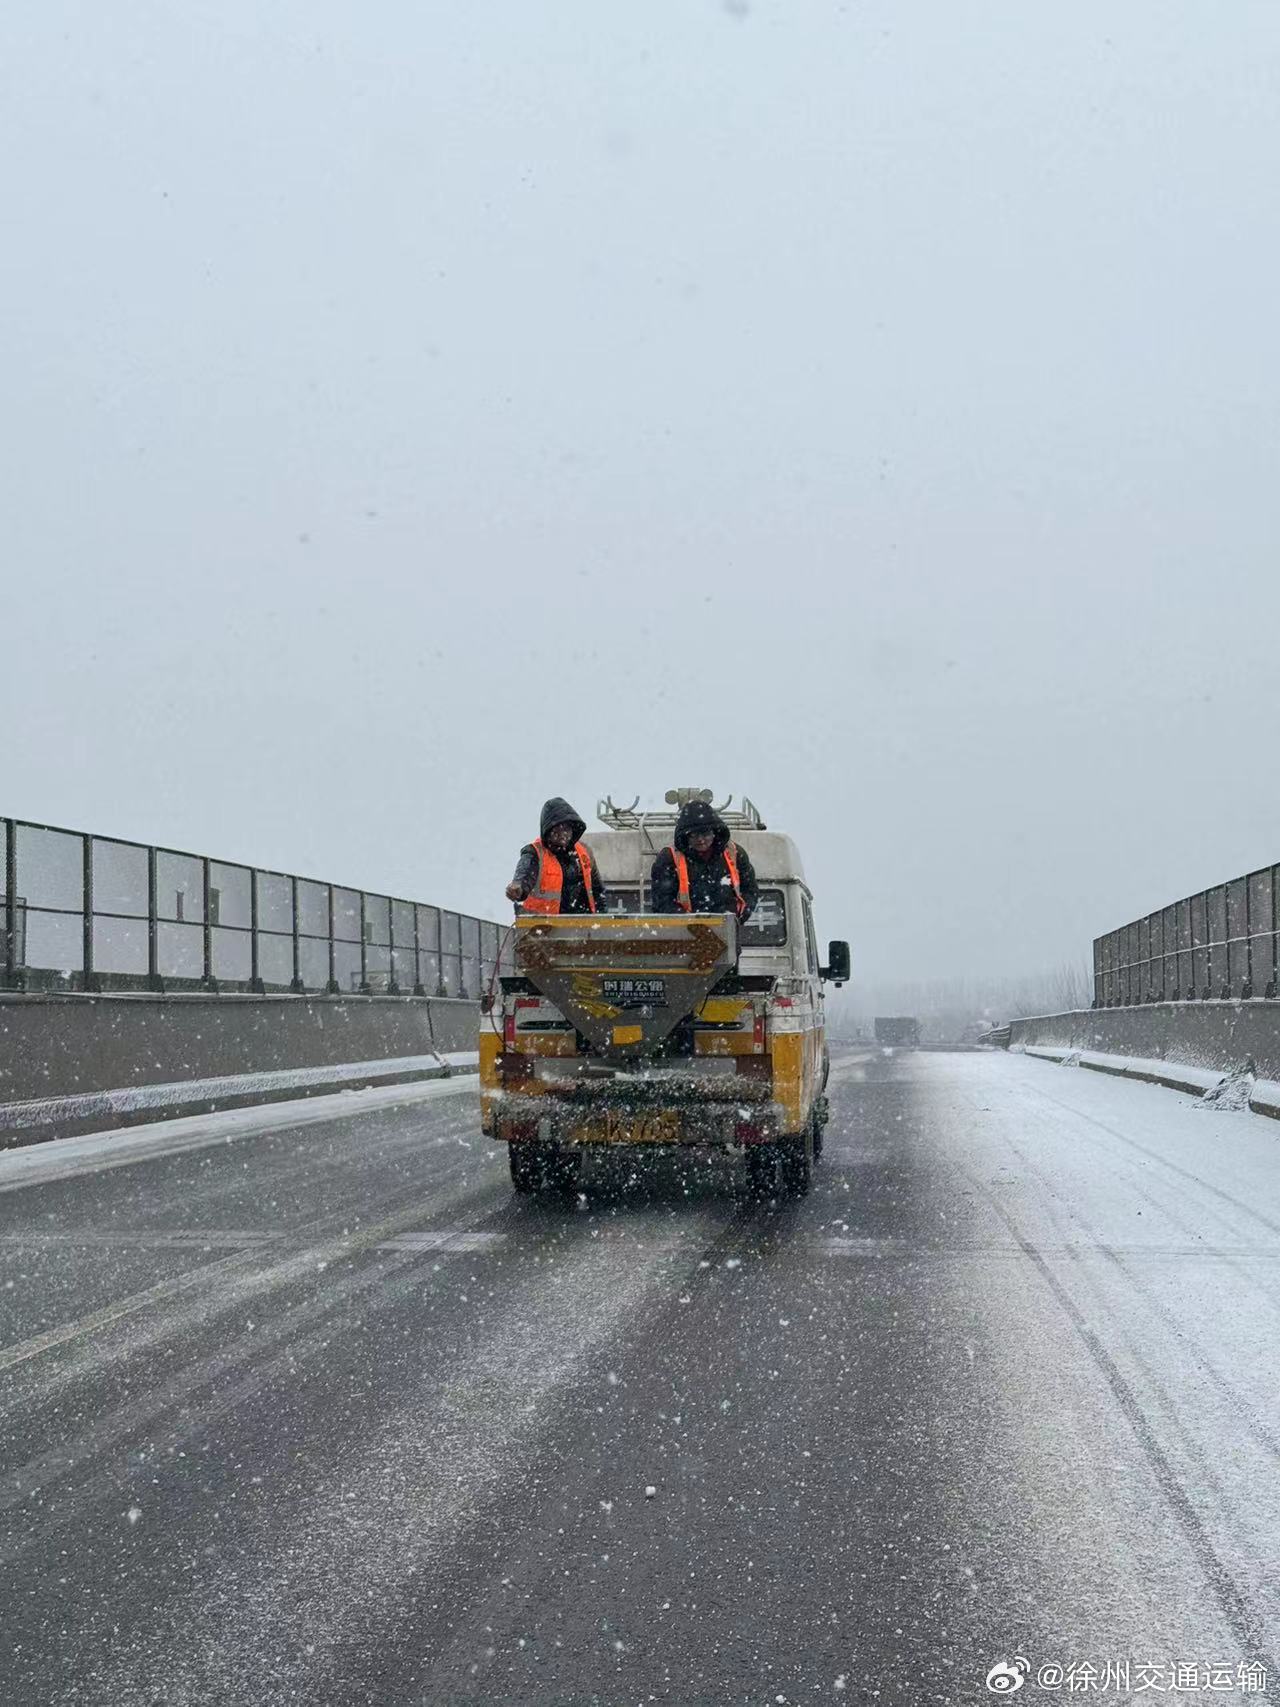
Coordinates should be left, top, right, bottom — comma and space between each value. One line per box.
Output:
514, 911, 739, 1060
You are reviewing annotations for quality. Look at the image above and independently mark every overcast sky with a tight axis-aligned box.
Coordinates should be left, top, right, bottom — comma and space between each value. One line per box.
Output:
4, 1, 1279, 988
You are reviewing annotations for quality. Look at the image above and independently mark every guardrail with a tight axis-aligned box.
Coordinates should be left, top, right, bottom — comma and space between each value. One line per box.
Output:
1, 815, 512, 998
1094, 863, 1280, 1007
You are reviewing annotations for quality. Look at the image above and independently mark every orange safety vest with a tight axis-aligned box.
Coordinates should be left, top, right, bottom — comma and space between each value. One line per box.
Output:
522, 839, 597, 915
670, 842, 745, 917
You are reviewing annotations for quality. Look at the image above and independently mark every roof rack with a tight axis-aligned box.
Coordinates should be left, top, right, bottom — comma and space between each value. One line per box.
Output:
596, 791, 767, 832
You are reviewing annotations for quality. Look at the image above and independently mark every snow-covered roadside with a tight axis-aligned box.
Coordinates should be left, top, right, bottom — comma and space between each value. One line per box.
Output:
1016, 1043, 1280, 1123
0, 1075, 479, 1196
0, 1052, 464, 1138
437, 1049, 480, 1071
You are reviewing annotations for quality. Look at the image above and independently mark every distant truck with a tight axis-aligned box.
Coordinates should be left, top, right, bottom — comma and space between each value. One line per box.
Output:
874, 1016, 921, 1048
481, 791, 850, 1199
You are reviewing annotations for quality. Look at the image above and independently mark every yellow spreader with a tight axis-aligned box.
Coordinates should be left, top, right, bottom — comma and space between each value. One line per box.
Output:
514, 912, 739, 1061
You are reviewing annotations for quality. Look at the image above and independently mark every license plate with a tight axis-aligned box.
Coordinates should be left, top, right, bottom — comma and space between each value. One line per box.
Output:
601, 977, 667, 1009
576, 1109, 683, 1144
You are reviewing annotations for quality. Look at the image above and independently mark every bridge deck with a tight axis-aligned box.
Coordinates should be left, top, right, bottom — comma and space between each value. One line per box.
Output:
2, 1049, 1277, 1703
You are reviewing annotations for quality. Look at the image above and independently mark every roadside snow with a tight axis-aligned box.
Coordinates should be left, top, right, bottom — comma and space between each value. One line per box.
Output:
1019, 1045, 1225, 1097
1250, 1079, 1280, 1120
1018, 1043, 1280, 1124
1199, 1067, 1257, 1112
0, 1076, 478, 1196
0, 1053, 456, 1134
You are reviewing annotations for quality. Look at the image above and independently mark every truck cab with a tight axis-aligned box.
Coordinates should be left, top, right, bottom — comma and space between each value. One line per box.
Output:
480, 791, 850, 1198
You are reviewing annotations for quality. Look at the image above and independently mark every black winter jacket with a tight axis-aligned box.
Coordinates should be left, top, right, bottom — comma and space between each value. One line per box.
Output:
649, 801, 758, 919
509, 797, 607, 916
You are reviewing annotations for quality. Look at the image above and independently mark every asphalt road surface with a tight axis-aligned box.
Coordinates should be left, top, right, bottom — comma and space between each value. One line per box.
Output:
3, 1049, 1279, 1706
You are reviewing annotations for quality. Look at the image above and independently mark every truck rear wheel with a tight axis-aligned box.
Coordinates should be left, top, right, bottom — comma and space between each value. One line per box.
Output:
509, 1141, 578, 1197
812, 1096, 829, 1164
745, 1134, 812, 1199
780, 1131, 813, 1197
745, 1142, 784, 1200
508, 1141, 543, 1194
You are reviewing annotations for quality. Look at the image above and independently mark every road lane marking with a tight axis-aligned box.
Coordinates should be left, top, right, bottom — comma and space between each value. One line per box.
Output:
0, 1245, 432, 1528
0, 1229, 278, 1251
817, 1236, 910, 1255
9, 1227, 1277, 1267
0, 1254, 253, 1375
379, 1230, 507, 1253
0, 1205, 501, 1378
0, 1218, 527, 1517
0, 1225, 508, 1259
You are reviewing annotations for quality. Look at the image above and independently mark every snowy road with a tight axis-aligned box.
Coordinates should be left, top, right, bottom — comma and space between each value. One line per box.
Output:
2, 1049, 1279, 1705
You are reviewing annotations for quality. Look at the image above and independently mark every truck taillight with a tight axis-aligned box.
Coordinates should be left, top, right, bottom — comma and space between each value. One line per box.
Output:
506, 997, 539, 1050
753, 1011, 765, 1053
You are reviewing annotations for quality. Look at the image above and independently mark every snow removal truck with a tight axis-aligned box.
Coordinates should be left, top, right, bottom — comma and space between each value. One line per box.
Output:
480, 791, 851, 1197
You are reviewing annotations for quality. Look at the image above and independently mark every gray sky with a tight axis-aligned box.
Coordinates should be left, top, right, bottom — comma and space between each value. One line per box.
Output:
4, 0, 1279, 988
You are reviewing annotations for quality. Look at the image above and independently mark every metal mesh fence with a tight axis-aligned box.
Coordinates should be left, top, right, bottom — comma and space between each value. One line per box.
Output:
1094, 864, 1280, 1007
0, 816, 513, 998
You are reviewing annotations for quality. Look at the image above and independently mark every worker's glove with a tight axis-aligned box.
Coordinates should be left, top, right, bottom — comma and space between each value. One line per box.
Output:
505, 882, 526, 903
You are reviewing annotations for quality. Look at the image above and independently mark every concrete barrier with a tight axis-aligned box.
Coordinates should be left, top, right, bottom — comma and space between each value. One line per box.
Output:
0, 1054, 472, 1149
1007, 1001, 1280, 1081
0, 991, 482, 1105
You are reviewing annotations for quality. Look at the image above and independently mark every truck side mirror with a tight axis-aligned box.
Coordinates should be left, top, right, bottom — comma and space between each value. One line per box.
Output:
822, 941, 851, 985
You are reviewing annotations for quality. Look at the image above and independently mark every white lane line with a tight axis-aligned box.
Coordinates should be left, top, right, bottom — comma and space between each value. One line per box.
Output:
0, 1076, 478, 1196
379, 1230, 507, 1253
0, 1249, 270, 1376
22, 1228, 1271, 1264
0, 1225, 508, 1256
0, 1246, 436, 1528
817, 1236, 910, 1256
15, 1228, 1266, 1264
0, 1229, 278, 1251
0, 1208, 497, 1380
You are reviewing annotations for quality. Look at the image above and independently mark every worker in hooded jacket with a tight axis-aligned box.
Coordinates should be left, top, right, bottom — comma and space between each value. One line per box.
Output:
649, 799, 758, 921
506, 798, 608, 916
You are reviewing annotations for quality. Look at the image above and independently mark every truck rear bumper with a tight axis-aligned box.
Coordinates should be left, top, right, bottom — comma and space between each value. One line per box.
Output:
492, 1077, 781, 1147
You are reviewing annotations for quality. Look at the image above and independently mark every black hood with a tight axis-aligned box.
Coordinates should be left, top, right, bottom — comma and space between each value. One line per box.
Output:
673, 799, 730, 857
539, 797, 587, 844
